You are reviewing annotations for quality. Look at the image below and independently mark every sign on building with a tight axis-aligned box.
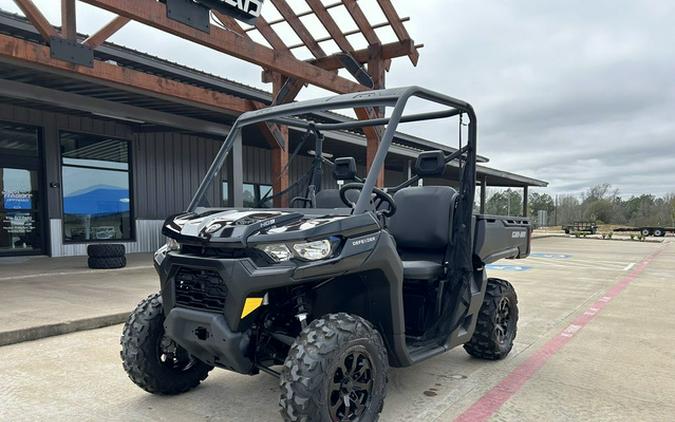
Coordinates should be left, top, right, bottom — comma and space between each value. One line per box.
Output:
198, 0, 265, 24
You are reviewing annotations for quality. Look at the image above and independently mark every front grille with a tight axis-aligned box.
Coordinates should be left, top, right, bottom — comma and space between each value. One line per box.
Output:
174, 268, 227, 312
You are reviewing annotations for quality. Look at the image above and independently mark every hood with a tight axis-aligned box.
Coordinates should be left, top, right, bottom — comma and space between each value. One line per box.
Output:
163, 209, 350, 246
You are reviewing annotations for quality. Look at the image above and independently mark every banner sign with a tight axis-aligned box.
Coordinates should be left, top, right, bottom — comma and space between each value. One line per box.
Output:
197, 0, 265, 24
2, 191, 32, 210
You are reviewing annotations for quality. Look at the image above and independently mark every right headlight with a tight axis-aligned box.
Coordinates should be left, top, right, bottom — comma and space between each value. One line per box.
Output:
292, 240, 332, 261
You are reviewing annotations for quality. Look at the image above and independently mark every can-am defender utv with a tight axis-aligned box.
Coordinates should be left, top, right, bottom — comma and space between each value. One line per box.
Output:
121, 87, 531, 421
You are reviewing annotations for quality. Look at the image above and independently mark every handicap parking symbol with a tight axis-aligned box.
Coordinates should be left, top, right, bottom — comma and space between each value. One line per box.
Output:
530, 252, 572, 259
486, 264, 531, 272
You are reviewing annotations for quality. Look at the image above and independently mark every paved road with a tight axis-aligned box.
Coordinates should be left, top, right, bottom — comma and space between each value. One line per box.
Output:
1, 238, 673, 421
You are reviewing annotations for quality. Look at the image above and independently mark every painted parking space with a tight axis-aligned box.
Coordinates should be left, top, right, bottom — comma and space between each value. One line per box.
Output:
486, 264, 531, 271
529, 252, 573, 259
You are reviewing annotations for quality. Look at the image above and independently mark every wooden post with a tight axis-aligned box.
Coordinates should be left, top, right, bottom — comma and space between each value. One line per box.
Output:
366, 44, 386, 187
61, 0, 77, 39
271, 73, 289, 207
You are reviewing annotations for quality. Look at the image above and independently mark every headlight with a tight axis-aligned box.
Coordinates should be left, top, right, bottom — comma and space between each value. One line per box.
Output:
260, 244, 292, 262
293, 240, 332, 261
166, 238, 181, 252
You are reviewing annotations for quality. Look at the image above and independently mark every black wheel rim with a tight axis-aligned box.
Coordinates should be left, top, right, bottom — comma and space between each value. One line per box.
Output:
157, 335, 196, 372
328, 347, 375, 421
494, 297, 512, 344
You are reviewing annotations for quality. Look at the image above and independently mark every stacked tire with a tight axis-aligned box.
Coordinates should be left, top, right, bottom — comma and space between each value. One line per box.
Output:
87, 244, 126, 269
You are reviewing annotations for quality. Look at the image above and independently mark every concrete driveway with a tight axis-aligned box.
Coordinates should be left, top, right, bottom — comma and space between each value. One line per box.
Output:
1, 237, 673, 421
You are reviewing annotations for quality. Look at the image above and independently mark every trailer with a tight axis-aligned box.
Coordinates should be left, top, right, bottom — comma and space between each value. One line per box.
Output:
562, 222, 598, 234
613, 226, 675, 237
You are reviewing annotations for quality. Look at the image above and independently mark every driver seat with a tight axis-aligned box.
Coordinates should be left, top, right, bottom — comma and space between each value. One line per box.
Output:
388, 186, 458, 281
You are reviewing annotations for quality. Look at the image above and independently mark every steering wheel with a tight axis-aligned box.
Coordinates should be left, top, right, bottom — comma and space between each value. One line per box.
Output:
339, 183, 397, 218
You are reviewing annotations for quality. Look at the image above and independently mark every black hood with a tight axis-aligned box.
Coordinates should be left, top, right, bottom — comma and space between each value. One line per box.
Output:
162, 209, 356, 246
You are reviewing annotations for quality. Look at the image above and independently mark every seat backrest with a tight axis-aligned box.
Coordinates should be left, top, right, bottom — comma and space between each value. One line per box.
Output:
315, 189, 344, 208
388, 186, 457, 260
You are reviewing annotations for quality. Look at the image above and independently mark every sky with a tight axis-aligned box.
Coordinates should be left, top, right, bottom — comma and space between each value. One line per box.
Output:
1, 0, 674, 197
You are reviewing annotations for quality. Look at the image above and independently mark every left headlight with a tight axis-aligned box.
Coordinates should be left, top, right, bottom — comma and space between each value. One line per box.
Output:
165, 238, 181, 251
292, 240, 332, 261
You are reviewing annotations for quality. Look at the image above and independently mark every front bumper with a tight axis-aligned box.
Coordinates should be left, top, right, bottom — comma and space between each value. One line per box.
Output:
164, 307, 253, 373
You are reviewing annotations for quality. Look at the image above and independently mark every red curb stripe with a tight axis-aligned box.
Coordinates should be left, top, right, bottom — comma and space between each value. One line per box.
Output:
454, 247, 665, 422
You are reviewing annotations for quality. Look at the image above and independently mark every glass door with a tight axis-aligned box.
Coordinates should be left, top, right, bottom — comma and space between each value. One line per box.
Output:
0, 123, 44, 256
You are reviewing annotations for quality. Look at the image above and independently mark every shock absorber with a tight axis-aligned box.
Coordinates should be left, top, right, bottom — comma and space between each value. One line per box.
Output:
291, 286, 311, 330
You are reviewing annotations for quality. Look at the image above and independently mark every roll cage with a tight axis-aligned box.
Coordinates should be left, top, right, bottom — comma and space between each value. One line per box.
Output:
189, 86, 478, 274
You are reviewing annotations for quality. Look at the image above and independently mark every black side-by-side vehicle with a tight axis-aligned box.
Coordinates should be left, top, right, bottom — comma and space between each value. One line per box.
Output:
120, 87, 531, 421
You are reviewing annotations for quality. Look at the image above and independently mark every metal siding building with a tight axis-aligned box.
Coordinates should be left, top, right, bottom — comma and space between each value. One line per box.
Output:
0, 11, 546, 258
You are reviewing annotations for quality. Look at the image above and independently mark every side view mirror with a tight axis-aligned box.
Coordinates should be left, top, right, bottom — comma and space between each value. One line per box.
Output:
415, 150, 446, 177
333, 157, 357, 181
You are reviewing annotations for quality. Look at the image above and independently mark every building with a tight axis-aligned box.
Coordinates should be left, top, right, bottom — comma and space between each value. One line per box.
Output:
0, 11, 546, 258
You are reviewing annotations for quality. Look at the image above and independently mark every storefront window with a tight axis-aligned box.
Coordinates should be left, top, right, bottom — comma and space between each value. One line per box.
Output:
221, 181, 274, 208
0, 123, 42, 256
60, 132, 133, 242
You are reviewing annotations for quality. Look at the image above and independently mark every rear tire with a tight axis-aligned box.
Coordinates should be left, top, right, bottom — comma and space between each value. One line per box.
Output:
87, 244, 125, 258
653, 229, 665, 237
464, 278, 518, 360
121, 293, 213, 395
88, 256, 126, 269
641, 228, 651, 237
279, 313, 388, 422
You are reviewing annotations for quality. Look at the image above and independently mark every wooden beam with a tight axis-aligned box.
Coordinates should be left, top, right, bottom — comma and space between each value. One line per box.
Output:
82, 16, 130, 49
261, 39, 414, 81
310, 39, 416, 70
376, 0, 419, 65
12, 0, 58, 42
270, 0, 325, 58
305, 0, 353, 53
79, 0, 365, 94
253, 16, 288, 51
363, 44, 386, 187
61, 0, 77, 39
270, 73, 289, 207
342, 0, 380, 45
0, 33, 255, 115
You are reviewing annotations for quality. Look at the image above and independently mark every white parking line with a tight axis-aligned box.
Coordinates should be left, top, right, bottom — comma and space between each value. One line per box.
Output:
623, 262, 635, 271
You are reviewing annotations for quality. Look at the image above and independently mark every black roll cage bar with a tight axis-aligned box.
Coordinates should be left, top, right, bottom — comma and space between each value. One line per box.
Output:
188, 86, 477, 218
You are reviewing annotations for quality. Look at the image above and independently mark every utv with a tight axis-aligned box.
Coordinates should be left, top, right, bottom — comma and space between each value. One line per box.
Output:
121, 87, 531, 421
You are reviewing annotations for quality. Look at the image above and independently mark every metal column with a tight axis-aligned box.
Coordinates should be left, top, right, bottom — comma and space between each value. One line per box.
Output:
523, 185, 529, 217
480, 177, 487, 214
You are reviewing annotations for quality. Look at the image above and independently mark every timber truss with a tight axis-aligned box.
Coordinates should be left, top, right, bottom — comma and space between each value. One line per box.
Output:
6, 0, 421, 202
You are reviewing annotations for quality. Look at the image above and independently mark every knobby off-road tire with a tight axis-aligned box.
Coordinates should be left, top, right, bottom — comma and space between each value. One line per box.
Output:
120, 293, 213, 395
88, 256, 126, 269
464, 278, 519, 360
280, 313, 388, 422
87, 244, 125, 258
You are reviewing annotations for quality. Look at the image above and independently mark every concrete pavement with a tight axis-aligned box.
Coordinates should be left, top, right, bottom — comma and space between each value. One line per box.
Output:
1, 238, 673, 421
0, 253, 157, 345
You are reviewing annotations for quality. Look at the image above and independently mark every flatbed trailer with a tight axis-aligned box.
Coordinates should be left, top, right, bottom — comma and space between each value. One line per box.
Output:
614, 226, 675, 237
562, 222, 598, 234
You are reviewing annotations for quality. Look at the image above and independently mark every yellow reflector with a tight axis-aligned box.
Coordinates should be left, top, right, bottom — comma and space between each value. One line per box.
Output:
241, 298, 264, 319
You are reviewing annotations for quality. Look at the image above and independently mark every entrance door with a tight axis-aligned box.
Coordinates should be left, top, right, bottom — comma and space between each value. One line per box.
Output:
0, 123, 45, 256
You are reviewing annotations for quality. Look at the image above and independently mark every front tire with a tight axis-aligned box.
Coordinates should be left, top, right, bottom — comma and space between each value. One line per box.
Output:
464, 278, 519, 360
641, 228, 651, 237
279, 313, 388, 422
654, 229, 665, 237
120, 293, 213, 395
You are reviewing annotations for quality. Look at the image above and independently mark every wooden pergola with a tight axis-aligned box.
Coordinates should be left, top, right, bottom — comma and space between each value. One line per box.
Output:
7, 0, 421, 206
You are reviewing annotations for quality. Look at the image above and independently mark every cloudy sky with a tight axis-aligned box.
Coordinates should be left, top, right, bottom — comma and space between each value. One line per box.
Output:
2, 0, 674, 197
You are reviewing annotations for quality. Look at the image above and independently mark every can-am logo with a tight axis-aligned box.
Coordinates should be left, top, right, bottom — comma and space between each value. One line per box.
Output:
219, 0, 264, 18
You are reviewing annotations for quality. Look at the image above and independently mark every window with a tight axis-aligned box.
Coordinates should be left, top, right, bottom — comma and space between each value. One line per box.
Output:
60, 132, 133, 242
222, 181, 274, 208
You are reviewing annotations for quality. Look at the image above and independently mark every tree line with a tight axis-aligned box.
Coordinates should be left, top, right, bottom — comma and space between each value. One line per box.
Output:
484, 184, 675, 227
